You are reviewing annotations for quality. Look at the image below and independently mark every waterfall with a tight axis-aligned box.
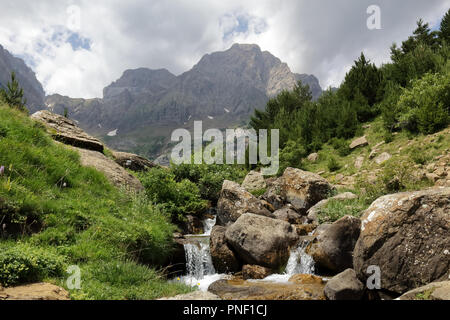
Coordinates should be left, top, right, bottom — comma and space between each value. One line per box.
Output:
261, 237, 315, 283
178, 215, 227, 291
285, 242, 315, 275
202, 216, 216, 236
183, 236, 216, 280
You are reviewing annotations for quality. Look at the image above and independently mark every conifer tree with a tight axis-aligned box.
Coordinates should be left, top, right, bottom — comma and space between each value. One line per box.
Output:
440, 8, 450, 43
0, 71, 28, 113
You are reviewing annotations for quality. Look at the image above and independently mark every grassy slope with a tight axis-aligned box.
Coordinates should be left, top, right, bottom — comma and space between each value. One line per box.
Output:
302, 116, 449, 223
0, 104, 191, 299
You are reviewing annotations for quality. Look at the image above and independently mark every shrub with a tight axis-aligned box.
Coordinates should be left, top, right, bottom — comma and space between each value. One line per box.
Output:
279, 140, 307, 174
0, 243, 66, 286
172, 163, 247, 202
397, 72, 450, 134
330, 137, 351, 156
327, 156, 341, 172
138, 167, 208, 222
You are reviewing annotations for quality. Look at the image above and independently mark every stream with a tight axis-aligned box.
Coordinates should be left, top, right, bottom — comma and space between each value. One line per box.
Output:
176, 215, 316, 291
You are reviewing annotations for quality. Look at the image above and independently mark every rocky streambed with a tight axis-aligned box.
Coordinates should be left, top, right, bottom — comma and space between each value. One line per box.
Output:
168, 168, 450, 300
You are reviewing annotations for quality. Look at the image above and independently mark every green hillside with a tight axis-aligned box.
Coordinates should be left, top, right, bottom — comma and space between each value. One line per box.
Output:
0, 104, 191, 299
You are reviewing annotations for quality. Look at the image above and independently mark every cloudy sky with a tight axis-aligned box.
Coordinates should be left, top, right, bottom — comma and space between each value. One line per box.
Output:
0, 0, 448, 98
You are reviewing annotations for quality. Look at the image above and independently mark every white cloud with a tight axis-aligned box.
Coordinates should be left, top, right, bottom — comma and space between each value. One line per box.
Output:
0, 0, 448, 98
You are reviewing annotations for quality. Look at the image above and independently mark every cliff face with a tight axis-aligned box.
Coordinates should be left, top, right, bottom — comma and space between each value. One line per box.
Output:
0, 44, 45, 113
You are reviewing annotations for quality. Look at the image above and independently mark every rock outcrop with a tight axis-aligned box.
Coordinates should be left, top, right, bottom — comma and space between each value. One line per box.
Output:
281, 168, 333, 214
31, 110, 104, 152
398, 281, 450, 300
0, 283, 69, 300
217, 180, 272, 225
209, 226, 241, 273
112, 151, 155, 172
324, 269, 365, 300
349, 136, 368, 149
353, 187, 450, 294
31, 110, 144, 193
74, 147, 144, 193
225, 213, 299, 269
208, 274, 326, 300
307, 215, 361, 273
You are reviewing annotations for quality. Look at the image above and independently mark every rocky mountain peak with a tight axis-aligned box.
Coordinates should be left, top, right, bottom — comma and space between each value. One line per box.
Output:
103, 67, 176, 99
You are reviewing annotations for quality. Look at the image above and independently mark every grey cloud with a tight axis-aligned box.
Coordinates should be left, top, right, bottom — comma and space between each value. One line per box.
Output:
0, 0, 448, 97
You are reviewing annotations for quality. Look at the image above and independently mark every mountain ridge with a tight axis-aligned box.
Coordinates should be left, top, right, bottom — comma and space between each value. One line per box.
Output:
0, 43, 322, 158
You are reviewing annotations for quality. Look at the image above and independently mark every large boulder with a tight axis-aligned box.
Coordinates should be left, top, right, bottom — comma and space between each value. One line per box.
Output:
307, 215, 361, 273
225, 213, 299, 269
324, 269, 365, 300
208, 275, 325, 300
217, 180, 272, 226
398, 281, 450, 300
112, 151, 155, 172
209, 226, 241, 273
74, 147, 144, 193
353, 187, 450, 294
241, 171, 267, 193
31, 110, 103, 152
281, 168, 333, 214
0, 283, 69, 300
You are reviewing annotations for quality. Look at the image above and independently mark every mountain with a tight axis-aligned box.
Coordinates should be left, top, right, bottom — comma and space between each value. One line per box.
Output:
44, 44, 322, 158
0, 44, 45, 113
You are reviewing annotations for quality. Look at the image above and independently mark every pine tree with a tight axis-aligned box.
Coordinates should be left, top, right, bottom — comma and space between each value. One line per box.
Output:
0, 72, 28, 113
440, 8, 450, 43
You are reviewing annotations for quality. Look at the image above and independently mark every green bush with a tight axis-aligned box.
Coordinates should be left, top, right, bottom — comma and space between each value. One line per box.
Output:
397, 72, 450, 134
327, 156, 341, 172
279, 140, 307, 174
330, 138, 351, 156
171, 163, 247, 202
138, 167, 208, 222
0, 243, 66, 286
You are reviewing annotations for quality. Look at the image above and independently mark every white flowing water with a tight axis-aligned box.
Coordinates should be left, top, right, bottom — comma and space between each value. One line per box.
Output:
259, 240, 315, 283
177, 215, 229, 291
177, 215, 316, 291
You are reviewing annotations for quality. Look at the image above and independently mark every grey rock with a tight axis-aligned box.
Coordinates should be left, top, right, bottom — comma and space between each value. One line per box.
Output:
307, 215, 361, 272
225, 213, 299, 269
349, 136, 368, 149
324, 269, 364, 300
217, 180, 272, 226
241, 170, 266, 192
354, 187, 450, 294
210, 226, 241, 273
281, 167, 333, 214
